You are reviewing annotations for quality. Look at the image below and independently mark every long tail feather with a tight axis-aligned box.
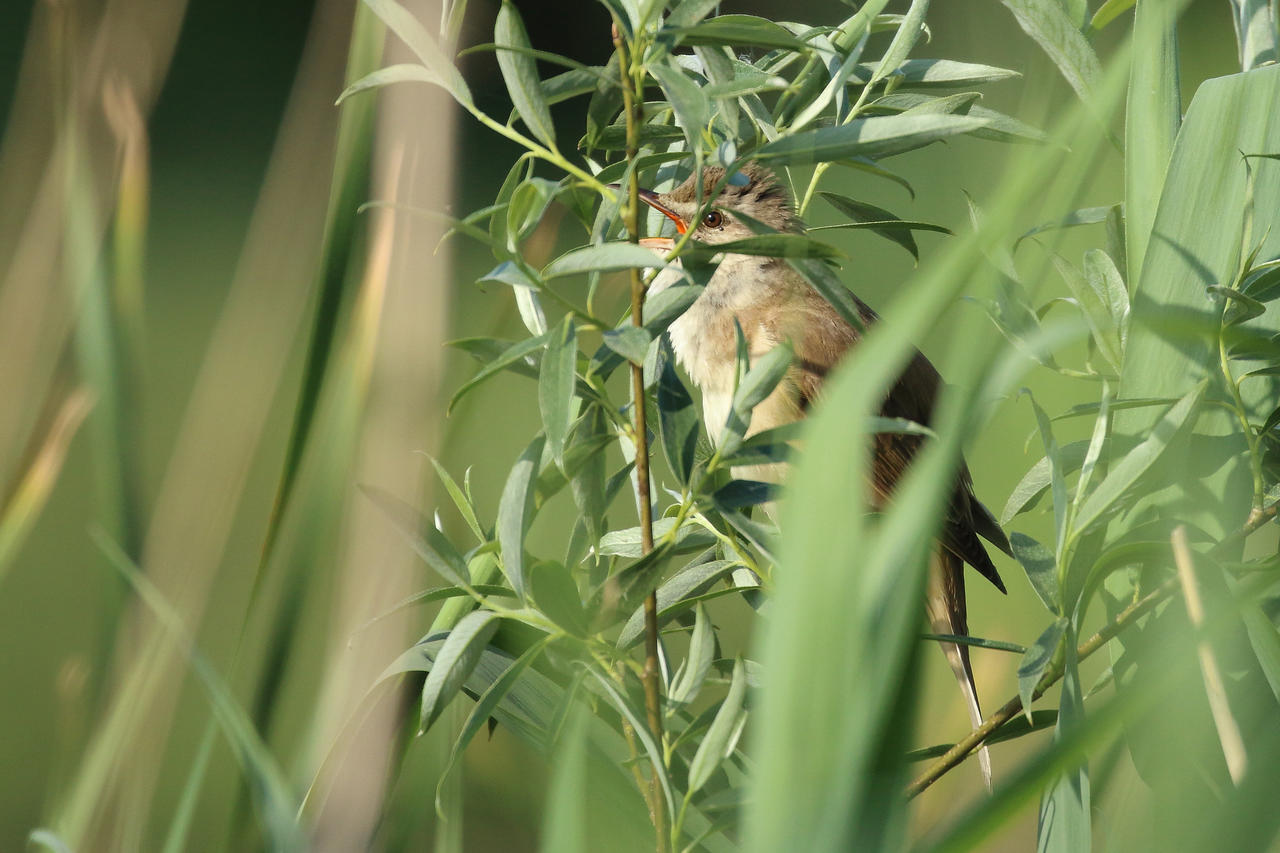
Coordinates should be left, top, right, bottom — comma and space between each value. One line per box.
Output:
927, 551, 993, 790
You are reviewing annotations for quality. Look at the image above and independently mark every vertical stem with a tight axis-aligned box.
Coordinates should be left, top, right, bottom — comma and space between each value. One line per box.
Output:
613, 23, 669, 853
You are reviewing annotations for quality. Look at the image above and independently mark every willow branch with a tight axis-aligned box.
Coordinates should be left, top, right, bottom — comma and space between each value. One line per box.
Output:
907, 498, 1279, 798
613, 22, 668, 853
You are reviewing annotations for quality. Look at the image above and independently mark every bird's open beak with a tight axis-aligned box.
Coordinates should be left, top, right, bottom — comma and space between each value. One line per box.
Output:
608, 183, 686, 253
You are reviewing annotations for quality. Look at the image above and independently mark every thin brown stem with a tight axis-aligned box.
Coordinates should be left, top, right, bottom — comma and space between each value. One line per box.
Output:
907, 499, 1279, 797
613, 22, 668, 853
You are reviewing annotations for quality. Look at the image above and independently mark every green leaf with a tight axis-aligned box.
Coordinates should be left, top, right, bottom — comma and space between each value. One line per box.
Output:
650, 59, 711, 154
850, 58, 1021, 87
361, 0, 473, 105
338, 63, 443, 105
1001, 440, 1091, 524
420, 610, 502, 732
921, 633, 1027, 654
999, 0, 1101, 103
1051, 254, 1124, 373
1037, 634, 1091, 853
1083, 248, 1130, 348
543, 243, 667, 277
669, 14, 811, 51
539, 316, 578, 465
1089, 0, 1134, 29
682, 233, 846, 263
817, 191, 950, 260
529, 561, 586, 635
426, 456, 486, 543
600, 517, 716, 559
433, 637, 553, 816
494, 1, 556, 147
600, 326, 651, 364
754, 113, 990, 165
657, 352, 700, 486
1073, 381, 1207, 536
617, 558, 739, 647
1023, 389, 1068, 550
1010, 532, 1061, 617
869, 0, 930, 86
1015, 205, 1114, 249
449, 333, 547, 414
1018, 617, 1066, 723
362, 487, 473, 589
687, 657, 748, 795
721, 342, 794, 449
671, 604, 716, 706
505, 178, 561, 246
497, 436, 546, 597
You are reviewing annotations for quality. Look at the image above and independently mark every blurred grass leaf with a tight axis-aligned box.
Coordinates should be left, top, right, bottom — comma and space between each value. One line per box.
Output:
539, 316, 578, 465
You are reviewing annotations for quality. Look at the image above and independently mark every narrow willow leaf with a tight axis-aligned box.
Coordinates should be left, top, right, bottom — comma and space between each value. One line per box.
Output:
657, 353, 700, 486
818, 191, 951, 260
434, 637, 553, 816
683, 233, 846, 263
871, 92, 1048, 144
600, 326, 651, 364
586, 670, 676, 818
849, 58, 1021, 86
1083, 248, 1130, 348
869, 0, 929, 86
1090, 0, 1134, 29
539, 316, 577, 465
1073, 381, 1206, 536
789, 1, 890, 132
338, 63, 443, 105
538, 67, 604, 105
362, 0, 473, 105
529, 561, 586, 635
687, 658, 748, 795
703, 61, 788, 99
671, 603, 716, 706
650, 59, 710, 153
600, 517, 716, 559
543, 243, 666, 277
1001, 440, 1092, 524
921, 633, 1027, 654
721, 342, 794, 450
363, 487, 473, 588
669, 14, 810, 51
1010, 532, 1062, 617
1015, 205, 1114, 249
428, 457, 485, 543
494, 1, 556, 147
448, 333, 547, 414
505, 178, 560, 247
999, 0, 1102, 103
1051, 254, 1123, 373
1018, 618, 1066, 723
420, 610, 502, 732
497, 436, 545, 596
1023, 389, 1068, 550
755, 113, 989, 165
1037, 632, 1091, 853
617, 559, 739, 647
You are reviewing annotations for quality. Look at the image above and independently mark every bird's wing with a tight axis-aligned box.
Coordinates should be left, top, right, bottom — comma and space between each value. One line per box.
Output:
792, 290, 1007, 594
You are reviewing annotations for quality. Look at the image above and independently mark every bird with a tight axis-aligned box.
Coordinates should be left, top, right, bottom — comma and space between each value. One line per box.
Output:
635, 162, 1012, 787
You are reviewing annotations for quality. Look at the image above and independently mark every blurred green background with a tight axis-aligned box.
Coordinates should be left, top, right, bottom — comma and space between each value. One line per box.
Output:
0, 1, 1248, 850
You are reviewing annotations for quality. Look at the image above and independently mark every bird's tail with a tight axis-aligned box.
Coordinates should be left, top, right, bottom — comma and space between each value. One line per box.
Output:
927, 550, 992, 790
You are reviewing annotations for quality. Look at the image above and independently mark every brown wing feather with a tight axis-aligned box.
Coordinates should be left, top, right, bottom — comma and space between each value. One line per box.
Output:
791, 287, 1007, 594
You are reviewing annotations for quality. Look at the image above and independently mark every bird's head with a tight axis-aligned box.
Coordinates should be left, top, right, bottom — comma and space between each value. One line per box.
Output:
634, 162, 798, 252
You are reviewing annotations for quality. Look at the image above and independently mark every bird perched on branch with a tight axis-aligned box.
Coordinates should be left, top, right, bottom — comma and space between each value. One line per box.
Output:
637, 162, 1012, 787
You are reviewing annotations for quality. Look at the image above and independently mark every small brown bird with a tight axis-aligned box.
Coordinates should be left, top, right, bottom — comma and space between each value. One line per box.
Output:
638, 163, 1011, 786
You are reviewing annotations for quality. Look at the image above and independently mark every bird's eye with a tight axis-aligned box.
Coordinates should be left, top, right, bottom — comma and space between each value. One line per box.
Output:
702, 210, 724, 229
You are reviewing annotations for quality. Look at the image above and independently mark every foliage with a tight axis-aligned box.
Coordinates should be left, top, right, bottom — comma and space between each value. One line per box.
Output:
7, 0, 1280, 851
327, 0, 1280, 850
